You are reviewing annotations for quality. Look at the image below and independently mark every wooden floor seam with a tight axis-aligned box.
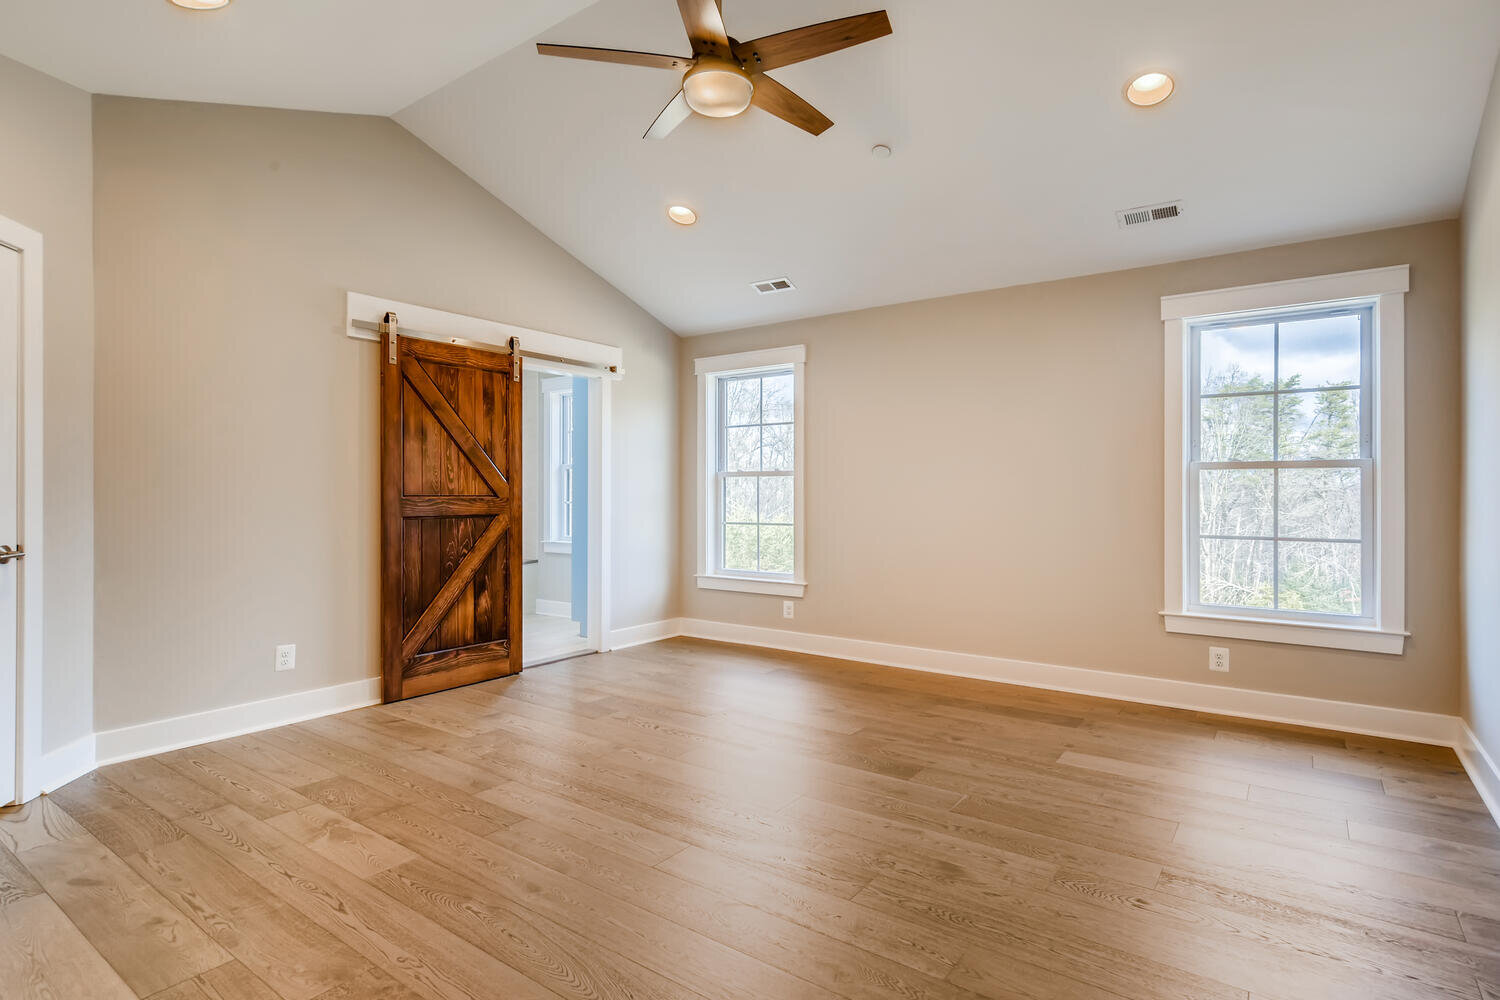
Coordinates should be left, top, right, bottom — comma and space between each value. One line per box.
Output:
1, 636, 1496, 1000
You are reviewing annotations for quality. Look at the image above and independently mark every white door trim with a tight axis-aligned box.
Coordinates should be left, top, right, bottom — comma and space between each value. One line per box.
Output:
0, 215, 44, 805
522, 359, 611, 662
344, 292, 616, 664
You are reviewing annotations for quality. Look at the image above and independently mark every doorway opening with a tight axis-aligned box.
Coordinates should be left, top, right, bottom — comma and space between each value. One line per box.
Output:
348, 292, 620, 680
523, 366, 596, 666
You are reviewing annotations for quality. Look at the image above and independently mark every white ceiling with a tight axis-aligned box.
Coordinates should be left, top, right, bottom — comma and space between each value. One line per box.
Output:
398, 0, 1500, 334
3, 2, 1497, 335
0, 0, 597, 115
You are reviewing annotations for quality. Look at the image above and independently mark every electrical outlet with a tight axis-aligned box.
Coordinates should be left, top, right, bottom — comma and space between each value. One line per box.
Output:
275, 644, 296, 672
1209, 646, 1229, 673
783, 600, 795, 620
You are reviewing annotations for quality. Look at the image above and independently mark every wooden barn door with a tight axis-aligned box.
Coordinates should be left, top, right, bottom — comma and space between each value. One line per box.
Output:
381, 326, 522, 701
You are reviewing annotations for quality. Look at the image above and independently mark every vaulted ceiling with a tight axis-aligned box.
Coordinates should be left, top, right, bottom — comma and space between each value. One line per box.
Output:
0, 0, 597, 114
4, 1, 1498, 335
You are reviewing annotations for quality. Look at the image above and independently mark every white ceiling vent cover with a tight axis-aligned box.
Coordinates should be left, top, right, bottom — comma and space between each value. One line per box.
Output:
752, 277, 796, 295
1116, 200, 1183, 229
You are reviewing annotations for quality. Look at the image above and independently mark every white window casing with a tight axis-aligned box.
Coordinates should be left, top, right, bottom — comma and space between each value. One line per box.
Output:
695, 346, 807, 598
1161, 266, 1408, 654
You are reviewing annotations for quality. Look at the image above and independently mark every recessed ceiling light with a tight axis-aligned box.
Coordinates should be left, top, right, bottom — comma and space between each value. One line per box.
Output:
871, 144, 892, 159
168, 0, 232, 8
1125, 71, 1175, 107
667, 205, 698, 226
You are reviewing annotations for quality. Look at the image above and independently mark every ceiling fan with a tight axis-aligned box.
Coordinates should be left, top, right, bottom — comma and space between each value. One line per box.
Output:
537, 1, 892, 139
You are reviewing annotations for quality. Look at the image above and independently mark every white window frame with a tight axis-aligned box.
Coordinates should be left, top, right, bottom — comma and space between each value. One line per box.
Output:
695, 346, 807, 598
1161, 266, 1408, 654
540, 376, 574, 555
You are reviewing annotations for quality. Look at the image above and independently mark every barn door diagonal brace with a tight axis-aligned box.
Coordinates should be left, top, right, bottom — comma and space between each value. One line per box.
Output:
379, 311, 399, 364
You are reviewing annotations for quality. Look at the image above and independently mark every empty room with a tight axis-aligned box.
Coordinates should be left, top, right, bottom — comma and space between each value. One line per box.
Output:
3, 1, 1500, 998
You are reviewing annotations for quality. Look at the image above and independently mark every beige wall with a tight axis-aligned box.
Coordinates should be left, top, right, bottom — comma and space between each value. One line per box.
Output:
92, 97, 678, 735
0, 55, 95, 754
1462, 58, 1500, 752
680, 221, 1462, 714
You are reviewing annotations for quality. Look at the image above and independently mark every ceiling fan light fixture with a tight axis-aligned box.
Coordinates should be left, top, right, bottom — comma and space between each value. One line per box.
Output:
1125, 71, 1174, 107
167, 0, 231, 8
667, 205, 698, 226
681, 58, 755, 118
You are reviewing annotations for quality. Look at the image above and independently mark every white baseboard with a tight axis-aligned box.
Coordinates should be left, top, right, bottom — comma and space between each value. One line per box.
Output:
534, 600, 572, 618
94, 677, 383, 768
37, 733, 98, 794
674, 618, 1464, 748
608, 618, 685, 651
34, 618, 1500, 833
1457, 723, 1500, 825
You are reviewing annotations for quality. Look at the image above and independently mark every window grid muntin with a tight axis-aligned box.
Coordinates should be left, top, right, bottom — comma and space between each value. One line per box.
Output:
714, 369, 796, 578
1188, 304, 1374, 623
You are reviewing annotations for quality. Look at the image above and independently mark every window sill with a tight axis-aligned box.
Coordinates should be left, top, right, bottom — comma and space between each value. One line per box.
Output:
696, 574, 807, 598
542, 541, 572, 555
1161, 611, 1407, 655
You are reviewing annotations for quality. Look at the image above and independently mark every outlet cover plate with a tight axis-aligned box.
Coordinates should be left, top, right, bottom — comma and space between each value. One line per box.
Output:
275, 644, 296, 672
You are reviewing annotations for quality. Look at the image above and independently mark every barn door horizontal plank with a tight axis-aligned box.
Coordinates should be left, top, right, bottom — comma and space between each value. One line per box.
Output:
401, 497, 510, 518
408, 639, 513, 679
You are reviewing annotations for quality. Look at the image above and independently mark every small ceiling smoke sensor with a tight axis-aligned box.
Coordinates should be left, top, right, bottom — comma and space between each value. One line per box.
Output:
1125, 71, 1174, 107
1116, 200, 1183, 229
667, 205, 698, 226
168, 0, 232, 9
752, 277, 796, 295
871, 144, 892, 159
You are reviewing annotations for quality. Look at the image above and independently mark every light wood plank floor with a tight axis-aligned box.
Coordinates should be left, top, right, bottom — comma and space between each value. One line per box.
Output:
2, 637, 1497, 1000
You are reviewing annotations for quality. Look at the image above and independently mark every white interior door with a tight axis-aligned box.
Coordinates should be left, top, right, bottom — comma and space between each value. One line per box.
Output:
0, 245, 19, 806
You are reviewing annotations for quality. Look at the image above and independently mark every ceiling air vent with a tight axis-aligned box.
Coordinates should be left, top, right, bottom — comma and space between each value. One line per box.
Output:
752, 277, 796, 295
1116, 200, 1183, 229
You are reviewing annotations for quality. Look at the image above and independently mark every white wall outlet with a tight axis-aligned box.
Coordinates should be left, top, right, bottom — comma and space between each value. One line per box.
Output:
1209, 646, 1230, 673
783, 600, 795, 620
275, 643, 296, 672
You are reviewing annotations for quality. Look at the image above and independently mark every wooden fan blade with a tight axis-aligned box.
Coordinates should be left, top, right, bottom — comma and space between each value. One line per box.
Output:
751, 74, 833, 136
644, 90, 693, 140
537, 44, 692, 71
677, 0, 731, 57
735, 11, 892, 72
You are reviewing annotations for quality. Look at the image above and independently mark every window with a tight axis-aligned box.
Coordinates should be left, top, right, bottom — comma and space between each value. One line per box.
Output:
1192, 306, 1371, 618
1162, 267, 1408, 654
542, 377, 574, 551
695, 346, 806, 597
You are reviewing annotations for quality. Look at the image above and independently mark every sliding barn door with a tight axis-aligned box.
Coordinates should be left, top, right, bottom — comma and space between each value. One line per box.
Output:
381, 332, 522, 701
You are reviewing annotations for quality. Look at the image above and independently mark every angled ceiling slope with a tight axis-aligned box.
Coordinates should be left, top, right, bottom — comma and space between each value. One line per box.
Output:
0, 0, 598, 115
398, 0, 1500, 335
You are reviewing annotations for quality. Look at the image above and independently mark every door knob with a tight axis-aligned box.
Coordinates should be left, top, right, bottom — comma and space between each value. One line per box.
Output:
0, 546, 23, 564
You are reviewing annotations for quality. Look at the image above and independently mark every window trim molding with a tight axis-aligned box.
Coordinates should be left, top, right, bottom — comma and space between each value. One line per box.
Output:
1162, 265, 1408, 654
695, 346, 807, 598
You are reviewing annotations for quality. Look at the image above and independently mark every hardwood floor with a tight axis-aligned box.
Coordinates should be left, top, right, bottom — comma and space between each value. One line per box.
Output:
2, 637, 1498, 1000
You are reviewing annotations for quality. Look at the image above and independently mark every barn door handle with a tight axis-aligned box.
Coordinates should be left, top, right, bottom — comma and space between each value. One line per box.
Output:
0, 545, 22, 564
